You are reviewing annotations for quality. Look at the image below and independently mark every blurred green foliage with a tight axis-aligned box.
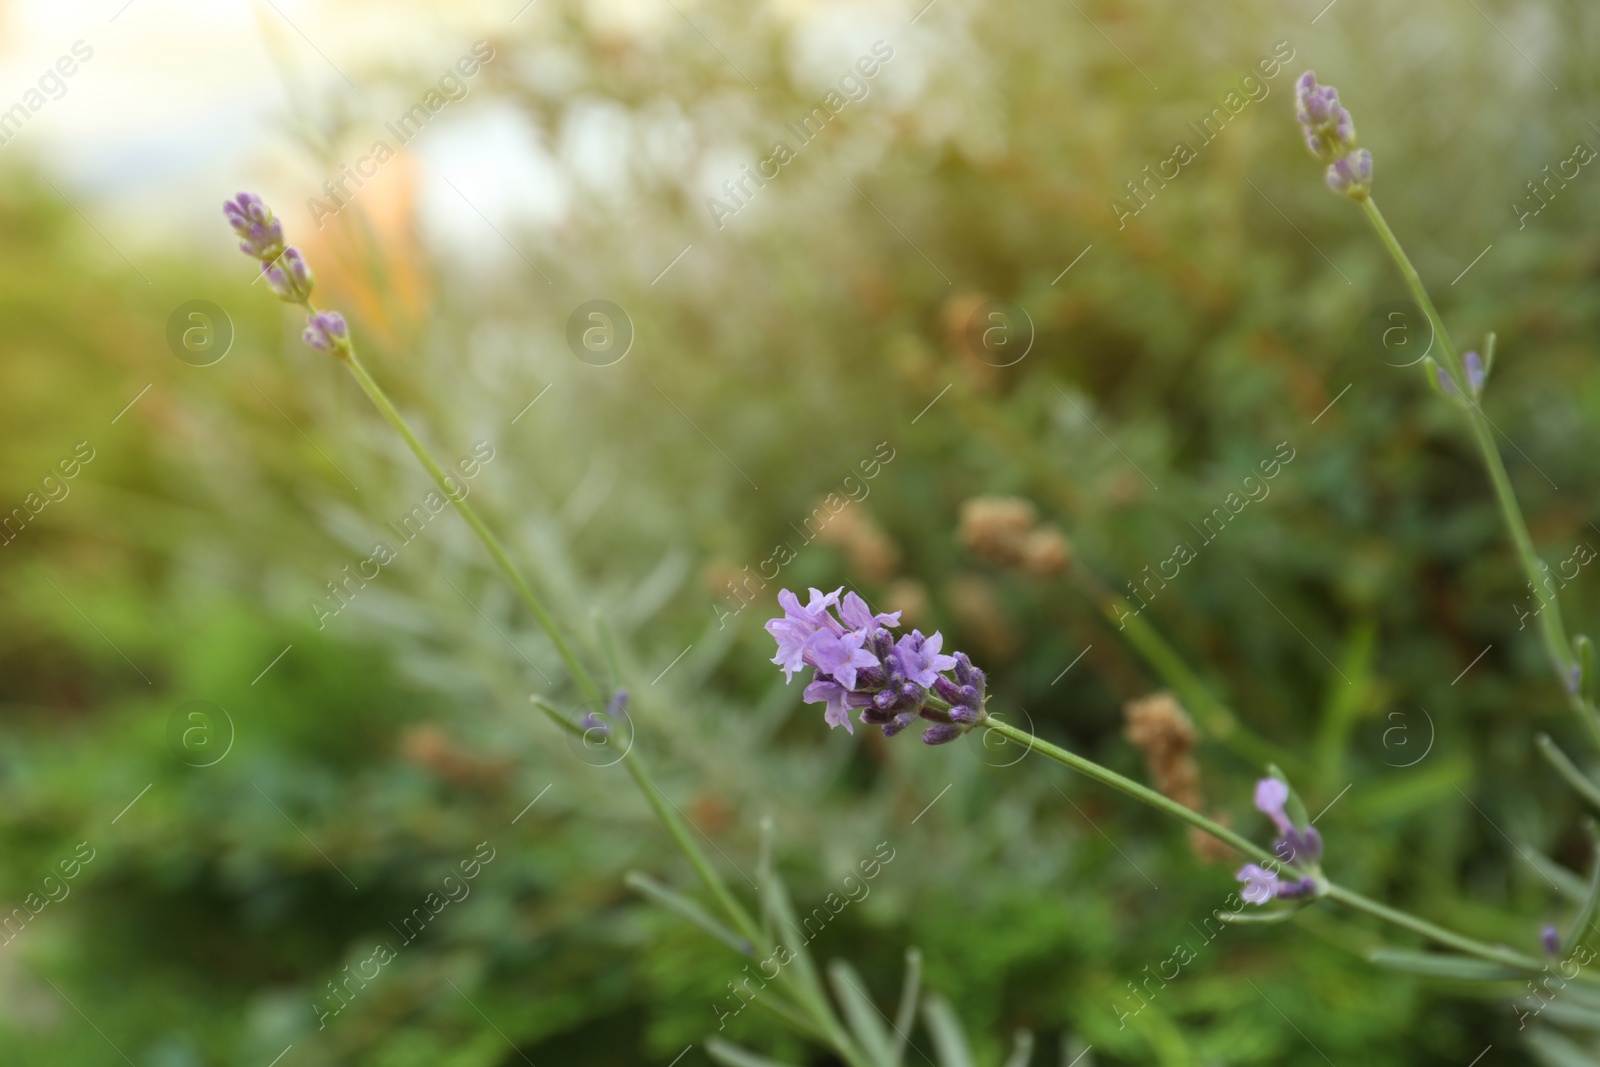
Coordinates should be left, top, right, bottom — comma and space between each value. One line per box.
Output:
4, 0, 1600, 1063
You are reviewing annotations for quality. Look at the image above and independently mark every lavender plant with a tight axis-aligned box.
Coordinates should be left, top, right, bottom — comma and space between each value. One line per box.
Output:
225, 68, 1600, 1061
224, 194, 1074, 1067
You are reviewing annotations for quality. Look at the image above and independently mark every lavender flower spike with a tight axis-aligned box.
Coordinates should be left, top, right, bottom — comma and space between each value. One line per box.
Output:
226, 191, 355, 358
303, 311, 349, 356
1295, 72, 1372, 201
1295, 72, 1356, 163
765, 586, 988, 742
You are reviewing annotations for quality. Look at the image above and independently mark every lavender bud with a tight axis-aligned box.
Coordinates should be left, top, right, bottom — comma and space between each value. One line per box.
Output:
1325, 148, 1373, 201
1275, 877, 1318, 900
283, 247, 314, 297
1543, 924, 1561, 956
948, 704, 981, 725
225, 192, 286, 261
932, 675, 964, 705
921, 723, 962, 746
1463, 350, 1485, 395
882, 711, 918, 737
1435, 363, 1457, 395
1295, 72, 1356, 163
302, 310, 350, 356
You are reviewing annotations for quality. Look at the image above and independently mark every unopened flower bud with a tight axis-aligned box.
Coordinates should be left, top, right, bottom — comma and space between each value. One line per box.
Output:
1295, 72, 1356, 163
303, 310, 350, 355
1325, 148, 1373, 200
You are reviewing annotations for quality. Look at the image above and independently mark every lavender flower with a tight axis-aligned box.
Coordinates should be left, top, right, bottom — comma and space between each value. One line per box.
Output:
224, 191, 353, 357
1325, 148, 1373, 201
1295, 73, 1372, 201
303, 311, 349, 355
1237, 863, 1278, 905
766, 587, 986, 744
224, 192, 285, 261
1236, 776, 1326, 905
1543, 923, 1561, 957
1295, 72, 1356, 163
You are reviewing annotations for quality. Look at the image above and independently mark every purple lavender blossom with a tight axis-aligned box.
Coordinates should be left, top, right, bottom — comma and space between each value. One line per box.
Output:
1295, 72, 1356, 163
1295, 73, 1373, 201
1543, 923, 1561, 956
1237, 863, 1279, 905
1464, 350, 1485, 395
1325, 148, 1373, 201
263, 247, 315, 303
303, 311, 349, 355
1239, 777, 1326, 905
766, 586, 986, 743
225, 191, 355, 358
893, 630, 958, 688
1254, 778, 1292, 832
1435, 363, 1457, 395
803, 628, 878, 691
766, 587, 843, 680
224, 192, 286, 261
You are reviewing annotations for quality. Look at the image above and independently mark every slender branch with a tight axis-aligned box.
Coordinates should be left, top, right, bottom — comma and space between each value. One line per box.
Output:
326, 330, 602, 705
981, 716, 1552, 974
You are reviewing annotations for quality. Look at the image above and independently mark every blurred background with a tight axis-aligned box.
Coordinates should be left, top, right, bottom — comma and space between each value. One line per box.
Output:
4, 0, 1600, 1063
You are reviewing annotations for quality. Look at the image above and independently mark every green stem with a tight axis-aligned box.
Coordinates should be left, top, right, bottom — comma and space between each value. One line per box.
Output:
1360, 200, 1600, 744
1361, 202, 1568, 671
329, 331, 601, 704
982, 716, 1548, 973
981, 717, 1281, 868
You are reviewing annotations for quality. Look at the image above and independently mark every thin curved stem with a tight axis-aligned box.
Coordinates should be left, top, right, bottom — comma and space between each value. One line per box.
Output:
1361, 202, 1593, 727
324, 325, 601, 704
981, 717, 1552, 974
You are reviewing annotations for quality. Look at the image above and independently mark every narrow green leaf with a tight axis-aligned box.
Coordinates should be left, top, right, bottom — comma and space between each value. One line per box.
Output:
1564, 840, 1600, 956
624, 871, 753, 956
1365, 948, 1519, 981
1060, 1036, 1095, 1067
891, 949, 922, 1067
761, 863, 826, 1007
1578, 635, 1597, 705
922, 994, 977, 1067
1215, 908, 1304, 925
705, 1038, 804, 1067
1537, 734, 1600, 814
1527, 1028, 1600, 1067
827, 961, 894, 1066
528, 695, 584, 737
593, 610, 625, 692
1536, 999, 1600, 1032
1003, 1030, 1035, 1067
1483, 331, 1497, 379
1527, 844, 1591, 904
757, 816, 775, 949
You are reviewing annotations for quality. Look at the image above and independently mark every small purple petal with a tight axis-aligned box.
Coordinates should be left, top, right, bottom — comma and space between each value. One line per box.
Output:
803, 678, 854, 734
838, 591, 901, 632
1253, 778, 1291, 831
1236, 863, 1278, 906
